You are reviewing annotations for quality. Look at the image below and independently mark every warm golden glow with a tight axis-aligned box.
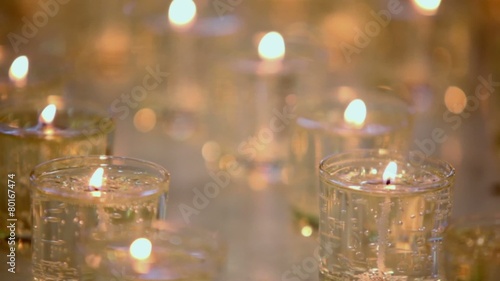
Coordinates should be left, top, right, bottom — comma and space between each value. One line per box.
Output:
9, 56, 29, 87
168, 0, 197, 31
344, 99, 367, 128
130, 238, 152, 260
412, 0, 441, 15
301, 226, 313, 237
444, 86, 467, 114
202, 141, 221, 162
39, 104, 57, 125
89, 168, 104, 197
258, 32, 285, 61
134, 108, 157, 133
382, 162, 397, 189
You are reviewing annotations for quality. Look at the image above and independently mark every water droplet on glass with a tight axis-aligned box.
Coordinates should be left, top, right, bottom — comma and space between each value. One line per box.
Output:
110, 213, 122, 219
355, 252, 364, 260
46, 217, 60, 223
410, 214, 416, 219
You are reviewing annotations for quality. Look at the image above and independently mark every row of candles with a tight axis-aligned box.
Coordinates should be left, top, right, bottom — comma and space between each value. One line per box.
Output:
0, 0, 492, 280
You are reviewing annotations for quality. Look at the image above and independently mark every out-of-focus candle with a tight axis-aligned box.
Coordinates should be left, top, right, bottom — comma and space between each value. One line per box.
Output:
287, 87, 413, 234
0, 95, 115, 240
8, 55, 29, 88
412, 0, 442, 16
168, 0, 197, 32
85, 221, 225, 281
257, 31, 285, 74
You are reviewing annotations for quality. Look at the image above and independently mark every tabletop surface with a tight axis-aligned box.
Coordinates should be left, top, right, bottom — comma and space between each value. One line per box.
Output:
3, 104, 500, 281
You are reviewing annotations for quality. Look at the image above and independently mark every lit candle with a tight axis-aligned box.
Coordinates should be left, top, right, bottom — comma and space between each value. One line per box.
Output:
0, 95, 115, 240
30, 156, 170, 281
412, 0, 441, 16
232, 31, 299, 169
318, 149, 455, 280
86, 221, 224, 281
168, 0, 197, 32
9, 55, 29, 88
162, 0, 206, 137
288, 87, 413, 233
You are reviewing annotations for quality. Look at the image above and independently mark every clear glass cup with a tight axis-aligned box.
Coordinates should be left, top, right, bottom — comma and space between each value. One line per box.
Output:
85, 220, 226, 281
0, 94, 115, 241
319, 149, 454, 281
287, 86, 413, 235
29, 156, 170, 281
442, 215, 500, 281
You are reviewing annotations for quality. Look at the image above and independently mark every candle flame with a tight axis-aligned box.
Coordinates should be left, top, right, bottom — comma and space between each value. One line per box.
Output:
89, 168, 104, 197
412, 0, 441, 15
168, 0, 197, 31
39, 104, 57, 125
258, 32, 285, 61
130, 238, 152, 260
9, 56, 29, 87
382, 161, 397, 189
344, 99, 367, 128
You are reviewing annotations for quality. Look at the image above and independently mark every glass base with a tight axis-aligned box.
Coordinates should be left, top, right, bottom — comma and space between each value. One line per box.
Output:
320, 270, 442, 281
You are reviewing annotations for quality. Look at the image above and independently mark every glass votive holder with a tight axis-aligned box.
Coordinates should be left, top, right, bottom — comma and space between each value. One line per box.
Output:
30, 156, 170, 281
0, 45, 67, 102
287, 86, 413, 234
84, 220, 226, 281
442, 215, 500, 281
0, 94, 115, 241
319, 149, 454, 281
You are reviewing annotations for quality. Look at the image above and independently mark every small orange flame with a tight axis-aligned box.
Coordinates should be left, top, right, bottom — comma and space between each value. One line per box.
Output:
39, 104, 56, 125
89, 168, 104, 197
382, 161, 397, 189
258, 32, 285, 61
344, 99, 367, 128
9, 56, 29, 87
168, 0, 197, 31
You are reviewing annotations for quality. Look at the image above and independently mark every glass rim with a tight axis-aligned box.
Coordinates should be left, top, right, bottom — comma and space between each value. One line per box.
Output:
30, 155, 170, 203
296, 87, 414, 134
319, 149, 455, 193
0, 94, 115, 137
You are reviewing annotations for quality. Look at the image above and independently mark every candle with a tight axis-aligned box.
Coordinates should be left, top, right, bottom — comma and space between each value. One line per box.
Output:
29, 156, 170, 281
0, 95, 115, 240
287, 86, 413, 235
228, 31, 303, 173
83, 221, 225, 281
318, 149, 454, 280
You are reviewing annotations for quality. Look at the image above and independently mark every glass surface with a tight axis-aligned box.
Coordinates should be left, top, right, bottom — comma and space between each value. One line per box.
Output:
442, 215, 500, 281
85, 220, 226, 281
319, 149, 454, 281
0, 95, 115, 240
287, 87, 413, 232
29, 156, 170, 281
